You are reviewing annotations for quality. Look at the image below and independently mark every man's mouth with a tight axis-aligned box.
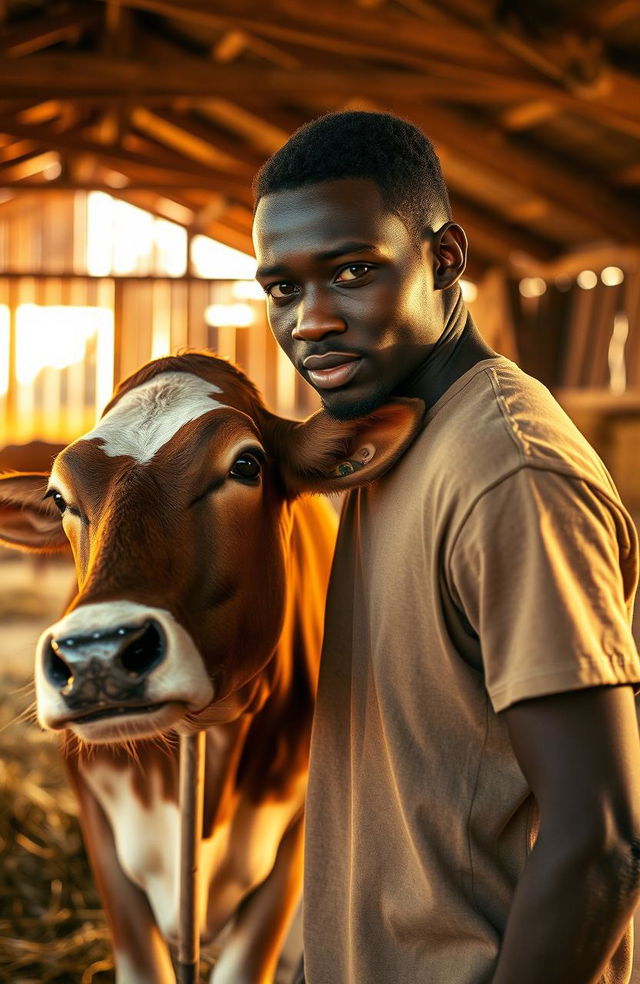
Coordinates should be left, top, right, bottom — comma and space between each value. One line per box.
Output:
302, 352, 362, 390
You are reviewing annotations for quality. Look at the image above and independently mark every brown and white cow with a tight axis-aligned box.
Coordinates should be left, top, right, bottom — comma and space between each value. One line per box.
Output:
0, 352, 423, 983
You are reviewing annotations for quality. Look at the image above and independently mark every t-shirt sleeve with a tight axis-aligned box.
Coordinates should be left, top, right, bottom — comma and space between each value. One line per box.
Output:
448, 466, 640, 713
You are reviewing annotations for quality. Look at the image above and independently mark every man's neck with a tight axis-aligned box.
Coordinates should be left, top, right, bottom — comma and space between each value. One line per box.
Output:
397, 290, 498, 411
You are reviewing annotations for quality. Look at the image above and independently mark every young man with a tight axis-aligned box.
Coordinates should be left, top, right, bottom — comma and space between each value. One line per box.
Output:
251, 111, 640, 984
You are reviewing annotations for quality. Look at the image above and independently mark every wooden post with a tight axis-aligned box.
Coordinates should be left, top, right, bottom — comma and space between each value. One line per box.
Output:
177, 730, 206, 984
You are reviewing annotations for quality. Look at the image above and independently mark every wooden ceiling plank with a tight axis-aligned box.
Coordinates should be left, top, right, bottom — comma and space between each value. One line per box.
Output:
150, 108, 265, 168
101, 0, 522, 73
400, 103, 640, 243
499, 100, 559, 131
193, 100, 288, 154
0, 149, 60, 182
2, 6, 101, 57
131, 107, 255, 174
0, 53, 554, 105
213, 30, 249, 63
591, 0, 640, 31
0, 138, 38, 163
451, 196, 557, 263
0, 116, 253, 194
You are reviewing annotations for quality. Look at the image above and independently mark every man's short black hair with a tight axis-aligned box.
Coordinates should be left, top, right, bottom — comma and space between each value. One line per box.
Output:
253, 111, 452, 242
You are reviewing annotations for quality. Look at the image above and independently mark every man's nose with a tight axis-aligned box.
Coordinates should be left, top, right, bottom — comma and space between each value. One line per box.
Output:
292, 291, 347, 342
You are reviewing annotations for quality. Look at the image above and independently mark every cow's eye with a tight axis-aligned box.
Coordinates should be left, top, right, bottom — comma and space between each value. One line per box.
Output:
229, 454, 262, 483
44, 489, 67, 514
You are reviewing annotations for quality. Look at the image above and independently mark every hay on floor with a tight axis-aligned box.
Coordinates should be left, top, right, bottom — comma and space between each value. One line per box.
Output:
0, 695, 218, 983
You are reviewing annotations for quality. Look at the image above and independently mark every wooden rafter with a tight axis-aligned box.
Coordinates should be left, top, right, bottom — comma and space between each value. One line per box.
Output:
98, 0, 522, 73
1, 5, 101, 56
0, 118, 254, 201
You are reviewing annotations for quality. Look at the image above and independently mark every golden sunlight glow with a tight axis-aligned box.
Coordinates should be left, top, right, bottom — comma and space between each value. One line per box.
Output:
86, 192, 187, 277
601, 266, 624, 287
204, 303, 256, 328
191, 235, 257, 279
232, 280, 267, 301
576, 270, 597, 290
519, 277, 547, 298
154, 219, 188, 277
0, 306, 9, 398
15, 305, 113, 388
608, 313, 628, 396
16, 304, 102, 386
459, 279, 477, 303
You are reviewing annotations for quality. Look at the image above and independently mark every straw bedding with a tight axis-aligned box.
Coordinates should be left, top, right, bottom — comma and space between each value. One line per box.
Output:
0, 693, 218, 983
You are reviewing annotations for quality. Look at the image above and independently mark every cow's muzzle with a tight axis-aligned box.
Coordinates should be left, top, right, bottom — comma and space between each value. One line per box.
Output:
45, 619, 165, 710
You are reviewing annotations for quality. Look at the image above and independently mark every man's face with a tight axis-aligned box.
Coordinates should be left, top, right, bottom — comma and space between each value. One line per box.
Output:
253, 178, 444, 419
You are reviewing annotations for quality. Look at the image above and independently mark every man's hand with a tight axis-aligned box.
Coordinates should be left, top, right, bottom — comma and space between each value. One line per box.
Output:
493, 684, 640, 984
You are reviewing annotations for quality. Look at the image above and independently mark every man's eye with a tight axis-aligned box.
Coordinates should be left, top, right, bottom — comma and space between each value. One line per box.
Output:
267, 282, 299, 299
334, 264, 373, 284
229, 454, 262, 483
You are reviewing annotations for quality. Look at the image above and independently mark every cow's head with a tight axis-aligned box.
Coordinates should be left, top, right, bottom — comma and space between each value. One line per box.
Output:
0, 353, 423, 743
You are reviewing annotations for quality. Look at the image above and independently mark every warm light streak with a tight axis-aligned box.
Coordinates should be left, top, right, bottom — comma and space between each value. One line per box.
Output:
0, 307, 9, 397
43, 159, 62, 181
86, 192, 188, 277
576, 270, 597, 290
112, 200, 154, 275
460, 279, 477, 303
277, 345, 297, 416
601, 266, 624, 287
191, 235, 257, 279
519, 277, 547, 298
87, 191, 114, 276
232, 280, 267, 301
154, 219, 188, 277
608, 313, 628, 396
15, 304, 113, 385
204, 303, 256, 328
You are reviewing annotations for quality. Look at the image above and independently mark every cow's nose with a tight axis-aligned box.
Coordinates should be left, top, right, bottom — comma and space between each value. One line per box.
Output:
44, 620, 165, 705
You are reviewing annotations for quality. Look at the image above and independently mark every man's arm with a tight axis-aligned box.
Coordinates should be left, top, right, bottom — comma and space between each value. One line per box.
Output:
493, 684, 640, 984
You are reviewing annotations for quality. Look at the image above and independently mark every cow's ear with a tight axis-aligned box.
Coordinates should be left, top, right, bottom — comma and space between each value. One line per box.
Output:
0, 472, 68, 551
269, 398, 425, 495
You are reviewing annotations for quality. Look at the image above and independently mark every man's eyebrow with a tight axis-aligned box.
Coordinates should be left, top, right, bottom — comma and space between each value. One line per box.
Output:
255, 242, 378, 279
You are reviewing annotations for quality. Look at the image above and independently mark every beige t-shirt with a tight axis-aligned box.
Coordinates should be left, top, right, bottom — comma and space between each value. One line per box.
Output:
303, 357, 640, 984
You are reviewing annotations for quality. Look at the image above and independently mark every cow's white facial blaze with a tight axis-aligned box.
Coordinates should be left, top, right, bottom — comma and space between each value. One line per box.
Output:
80, 372, 228, 464
35, 600, 214, 741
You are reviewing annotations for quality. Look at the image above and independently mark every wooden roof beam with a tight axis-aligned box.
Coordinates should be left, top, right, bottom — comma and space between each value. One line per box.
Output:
450, 196, 558, 264
98, 0, 521, 73
0, 53, 542, 103
400, 103, 640, 243
498, 100, 559, 131
0, 117, 254, 202
0, 150, 61, 182
192, 100, 288, 155
1, 6, 101, 57
130, 107, 256, 175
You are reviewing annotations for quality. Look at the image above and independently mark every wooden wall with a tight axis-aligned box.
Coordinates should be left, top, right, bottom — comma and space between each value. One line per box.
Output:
0, 191, 319, 447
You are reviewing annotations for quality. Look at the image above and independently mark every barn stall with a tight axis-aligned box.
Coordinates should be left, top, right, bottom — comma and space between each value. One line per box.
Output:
0, 0, 639, 981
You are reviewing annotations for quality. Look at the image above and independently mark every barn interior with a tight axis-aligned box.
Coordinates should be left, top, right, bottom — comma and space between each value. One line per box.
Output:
0, 0, 639, 981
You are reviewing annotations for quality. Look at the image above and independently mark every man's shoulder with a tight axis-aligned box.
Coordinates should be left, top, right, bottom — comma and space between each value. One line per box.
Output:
383, 358, 618, 520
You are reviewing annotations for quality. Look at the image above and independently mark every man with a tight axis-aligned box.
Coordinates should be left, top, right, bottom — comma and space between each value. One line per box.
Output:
251, 111, 640, 984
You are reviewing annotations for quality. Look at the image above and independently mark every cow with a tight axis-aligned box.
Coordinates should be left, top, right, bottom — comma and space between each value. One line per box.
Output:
0, 351, 423, 983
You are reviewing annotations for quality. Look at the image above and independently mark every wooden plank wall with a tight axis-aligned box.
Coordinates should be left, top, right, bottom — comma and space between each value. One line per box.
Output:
0, 191, 319, 446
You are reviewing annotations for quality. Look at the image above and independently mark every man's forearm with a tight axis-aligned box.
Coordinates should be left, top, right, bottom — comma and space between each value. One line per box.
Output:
491, 833, 640, 984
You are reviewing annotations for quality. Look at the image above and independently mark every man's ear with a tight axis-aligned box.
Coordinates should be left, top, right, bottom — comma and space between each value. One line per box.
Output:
0, 472, 68, 551
430, 221, 467, 290
266, 398, 425, 496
